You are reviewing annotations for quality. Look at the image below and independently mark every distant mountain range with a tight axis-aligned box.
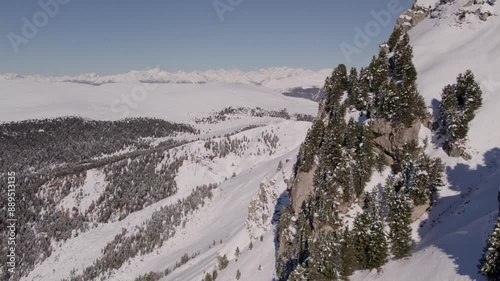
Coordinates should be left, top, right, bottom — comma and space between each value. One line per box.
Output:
0, 67, 331, 92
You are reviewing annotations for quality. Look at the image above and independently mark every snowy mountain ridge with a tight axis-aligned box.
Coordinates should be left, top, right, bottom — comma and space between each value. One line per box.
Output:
0, 67, 332, 92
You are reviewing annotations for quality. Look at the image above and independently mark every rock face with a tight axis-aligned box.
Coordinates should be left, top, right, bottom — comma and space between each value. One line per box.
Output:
411, 200, 431, 221
443, 141, 472, 160
396, 6, 431, 32
370, 118, 422, 158
290, 165, 316, 214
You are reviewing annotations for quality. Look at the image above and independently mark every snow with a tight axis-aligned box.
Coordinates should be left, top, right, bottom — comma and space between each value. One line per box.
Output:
415, 0, 439, 8
57, 169, 107, 214
0, 80, 318, 123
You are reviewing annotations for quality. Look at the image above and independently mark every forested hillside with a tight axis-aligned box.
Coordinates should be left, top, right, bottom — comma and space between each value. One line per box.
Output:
275, 1, 496, 279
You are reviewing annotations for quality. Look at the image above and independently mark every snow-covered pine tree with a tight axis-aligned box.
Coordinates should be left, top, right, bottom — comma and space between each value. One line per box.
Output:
392, 33, 417, 86
347, 67, 359, 107
479, 217, 500, 280
336, 148, 355, 204
344, 118, 359, 151
440, 84, 464, 140
325, 64, 348, 113
369, 51, 389, 94
377, 80, 399, 120
456, 69, 483, 123
440, 70, 482, 144
394, 141, 444, 206
319, 119, 345, 174
352, 211, 372, 269
386, 183, 414, 259
397, 82, 426, 128
339, 227, 357, 280
352, 189, 389, 271
299, 119, 325, 172
354, 67, 371, 112
308, 232, 341, 281
365, 189, 389, 271
353, 125, 375, 197
387, 27, 402, 52
313, 164, 341, 227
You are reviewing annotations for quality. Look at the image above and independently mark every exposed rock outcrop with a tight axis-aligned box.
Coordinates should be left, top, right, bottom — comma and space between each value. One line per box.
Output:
443, 140, 472, 160
370, 118, 422, 158
396, 5, 431, 32
290, 165, 317, 214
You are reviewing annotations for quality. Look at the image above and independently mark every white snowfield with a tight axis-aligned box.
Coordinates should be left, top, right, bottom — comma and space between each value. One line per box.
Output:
0, 80, 318, 123
353, 1, 500, 281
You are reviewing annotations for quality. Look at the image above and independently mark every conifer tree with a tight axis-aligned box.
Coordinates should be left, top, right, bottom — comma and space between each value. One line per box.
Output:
440, 84, 466, 140
345, 118, 358, 151
478, 213, 500, 280
440, 70, 483, 143
377, 80, 399, 120
325, 64, 349, 112
347, 67, 359, 106
353, 125, 375, 197
319, 119, 345, 173
354, 67, 371, 112
387, 27, 402, 52
394, 142, 444, 205
365, 190, 389, 270
309, 233, 341, 281
235, 247, 240, 258
393, 33, 417, 86
300, 119, 325, 172
337, 149, 355, 204
203, 272, 213, 281
456, 69, 483, 122
397, 83, 426, 127
339, 227, 357, 280
352, 211, 372, 268
217, 254, 229, 270
369, 51, 389, 94
386, 183, 413, 259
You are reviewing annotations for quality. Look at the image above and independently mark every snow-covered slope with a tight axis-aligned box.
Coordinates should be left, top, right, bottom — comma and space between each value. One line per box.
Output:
0, 67, 331, 93
1, 72, 319, 280
352, 1, 500, 280
25, 121, 309, 281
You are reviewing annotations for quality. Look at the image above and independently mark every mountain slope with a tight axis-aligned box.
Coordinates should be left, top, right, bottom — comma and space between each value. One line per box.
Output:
350, 0, 500, 280
0, 76, 318, 281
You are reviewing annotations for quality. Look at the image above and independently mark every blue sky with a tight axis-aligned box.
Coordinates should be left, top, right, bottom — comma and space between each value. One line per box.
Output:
0, 0, 413, 76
